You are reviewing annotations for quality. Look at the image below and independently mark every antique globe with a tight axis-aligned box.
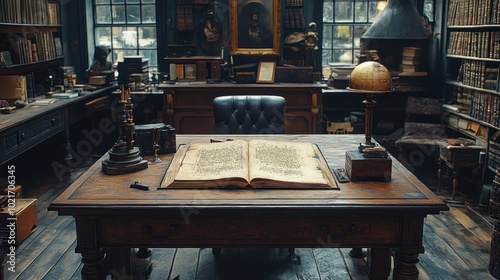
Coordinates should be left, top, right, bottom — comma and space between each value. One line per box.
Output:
348, 61, 392, 92
347, 61, 393, 153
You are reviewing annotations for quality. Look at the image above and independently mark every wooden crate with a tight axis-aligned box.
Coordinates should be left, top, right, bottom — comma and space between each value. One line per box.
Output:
0, 199, 38, 245
345, 151, 392, 182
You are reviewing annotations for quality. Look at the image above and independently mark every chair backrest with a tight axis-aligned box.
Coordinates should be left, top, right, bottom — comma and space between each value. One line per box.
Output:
403, 97, 446, 136
213, 95, 286, 134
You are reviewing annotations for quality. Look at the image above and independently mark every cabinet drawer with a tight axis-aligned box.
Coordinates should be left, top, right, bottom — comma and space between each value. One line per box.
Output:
100, 216, 400, 247
2, 110, 64, 161
84, 95, 110, 117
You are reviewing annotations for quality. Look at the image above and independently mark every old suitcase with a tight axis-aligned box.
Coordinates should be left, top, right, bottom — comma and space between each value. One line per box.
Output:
0, 198, 38, 245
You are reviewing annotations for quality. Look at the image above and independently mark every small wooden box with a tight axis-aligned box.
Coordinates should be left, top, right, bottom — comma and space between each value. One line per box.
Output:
0, 199, 38, 245
345, 151, 392, 182
0, 185, 22, 198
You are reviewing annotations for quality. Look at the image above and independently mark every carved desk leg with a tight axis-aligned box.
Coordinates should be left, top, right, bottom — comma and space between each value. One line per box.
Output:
75, 217, 107, 280
366, 248, 390, 280
80, 248, 107, 280
393, 248, 420, 280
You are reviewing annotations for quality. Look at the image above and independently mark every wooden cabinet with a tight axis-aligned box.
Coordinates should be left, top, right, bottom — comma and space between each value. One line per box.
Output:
158, 82, 327, 134
443, 0, 500, 174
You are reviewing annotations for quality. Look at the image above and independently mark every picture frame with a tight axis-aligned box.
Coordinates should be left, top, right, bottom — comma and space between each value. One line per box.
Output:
256, 61, 276, 83
229, 0, 281, 56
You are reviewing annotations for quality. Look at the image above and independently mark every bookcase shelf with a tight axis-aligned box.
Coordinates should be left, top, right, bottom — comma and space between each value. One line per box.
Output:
0, 0, 63, 102
445, 0, 500, 178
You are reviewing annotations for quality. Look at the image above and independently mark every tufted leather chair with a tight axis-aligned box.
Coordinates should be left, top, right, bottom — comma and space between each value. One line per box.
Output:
213, 95, 286, 134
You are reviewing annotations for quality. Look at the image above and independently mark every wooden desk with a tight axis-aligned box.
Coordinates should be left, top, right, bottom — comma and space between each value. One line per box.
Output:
49, 134, 448, 280
158, 82, 327, 134
0, 85, 117, 165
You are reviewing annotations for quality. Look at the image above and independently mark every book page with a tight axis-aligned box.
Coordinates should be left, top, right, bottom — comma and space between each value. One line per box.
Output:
248, 140, 330, 186
173, 140, 249, 182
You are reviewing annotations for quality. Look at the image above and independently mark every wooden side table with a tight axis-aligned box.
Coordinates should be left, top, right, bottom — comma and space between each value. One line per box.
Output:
437, 140, 485, 203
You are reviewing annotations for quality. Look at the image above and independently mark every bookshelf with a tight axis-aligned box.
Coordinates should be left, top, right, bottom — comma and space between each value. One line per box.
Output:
282, 0, 306, 66
443, 0, 500, 174
0, 0, 63, 101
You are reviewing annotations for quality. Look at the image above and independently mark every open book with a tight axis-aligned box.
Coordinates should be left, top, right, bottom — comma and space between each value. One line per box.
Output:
160, 139, 338, 189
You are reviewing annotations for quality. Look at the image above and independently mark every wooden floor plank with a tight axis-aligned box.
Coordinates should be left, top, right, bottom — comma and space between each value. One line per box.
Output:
6, 215, 74, 279
338, 248, 368, 280
42, 240, 81, 280
313, 247, 351, 280
169, 248, 199, 280
148, 248, 177, 280
195, 248, 217, 280
291, 248, 321, 280
449, 206, 493, 247
14, 219, 76, 279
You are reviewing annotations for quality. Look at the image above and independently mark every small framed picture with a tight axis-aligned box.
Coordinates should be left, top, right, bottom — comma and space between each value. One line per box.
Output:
256, 61, 276, 84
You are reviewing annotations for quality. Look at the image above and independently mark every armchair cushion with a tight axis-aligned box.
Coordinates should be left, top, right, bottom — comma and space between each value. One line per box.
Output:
213, 95, 286, 134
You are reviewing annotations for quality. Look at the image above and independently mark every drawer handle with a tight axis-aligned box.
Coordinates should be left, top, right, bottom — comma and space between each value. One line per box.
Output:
21, 132, 26, 139
51, 118, 56, 124
319, 223, 357, 237
142, 224, 178, 238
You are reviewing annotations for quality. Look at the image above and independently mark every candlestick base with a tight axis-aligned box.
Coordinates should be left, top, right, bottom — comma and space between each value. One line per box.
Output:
102, 147, 148, 175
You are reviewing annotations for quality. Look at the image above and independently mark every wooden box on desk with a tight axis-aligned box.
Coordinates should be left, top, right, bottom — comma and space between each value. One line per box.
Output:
345, 151, 392, 182
0, 199, 38, 245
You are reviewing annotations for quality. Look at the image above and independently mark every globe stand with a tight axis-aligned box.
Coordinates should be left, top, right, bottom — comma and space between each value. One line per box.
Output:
102, 86, 148, 175
345, 61, 393, 182
358, 94, 377, 152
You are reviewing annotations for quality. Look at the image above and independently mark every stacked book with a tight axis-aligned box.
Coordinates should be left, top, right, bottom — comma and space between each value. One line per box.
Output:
117, 56, 149, 85
400, 47, 421, 74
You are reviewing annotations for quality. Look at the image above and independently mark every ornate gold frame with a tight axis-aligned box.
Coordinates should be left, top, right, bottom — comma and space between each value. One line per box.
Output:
229, 0, 280, 56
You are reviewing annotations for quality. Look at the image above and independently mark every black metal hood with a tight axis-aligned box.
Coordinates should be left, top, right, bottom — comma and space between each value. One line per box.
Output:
361, 0, 427, 39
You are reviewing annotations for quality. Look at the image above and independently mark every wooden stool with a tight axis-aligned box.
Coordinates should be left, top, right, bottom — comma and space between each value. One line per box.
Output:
437, 141, 484, 203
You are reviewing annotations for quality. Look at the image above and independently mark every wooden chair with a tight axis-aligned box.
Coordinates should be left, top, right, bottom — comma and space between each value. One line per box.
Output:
394, 97, 446, 166
211, 95, 291, 256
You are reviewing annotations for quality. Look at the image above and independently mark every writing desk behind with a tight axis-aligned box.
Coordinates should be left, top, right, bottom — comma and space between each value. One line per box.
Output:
49, 134, 448, 280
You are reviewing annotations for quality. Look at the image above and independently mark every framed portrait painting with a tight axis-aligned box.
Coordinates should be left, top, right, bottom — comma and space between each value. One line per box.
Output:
230, 0, 280, 56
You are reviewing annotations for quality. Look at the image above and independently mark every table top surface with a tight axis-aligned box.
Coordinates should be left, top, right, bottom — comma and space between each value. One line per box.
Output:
49, 134, 448, 216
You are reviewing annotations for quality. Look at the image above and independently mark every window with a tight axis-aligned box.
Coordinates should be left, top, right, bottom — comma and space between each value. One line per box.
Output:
93, 0, 157, 76
322, 0, 433, 78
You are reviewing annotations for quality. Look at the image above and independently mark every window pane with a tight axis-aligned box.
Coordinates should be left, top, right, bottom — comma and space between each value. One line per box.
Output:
322, 25, 333, 49
126, 0, 140, 3
112, 5, 126, 24
334, 25, 352, 49
96, 0, 109, 4
334, 49, 353, 63
335, 1, 353, 22
142, 4, 156, 23
95, 27, 112, 47
140, 50, 157, 67
424, 0, 434, 21
113, 27, 138, 48
139, 27, 156, 47
127, 5, 141, 23
96, 5, 111, 24
142, 0, 155, 3
368, 1, 381, 22
112, 0, 124, 3
354, 1, 367, 23
323, 1, 334, 22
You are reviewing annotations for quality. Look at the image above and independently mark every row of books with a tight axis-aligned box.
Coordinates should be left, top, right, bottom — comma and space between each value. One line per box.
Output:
456, 60, 491, 89
285, 0, 303, 7
176, 6, 194, 31
488, 139, 500, 171
283, 7, 304, 29
448, 31, 500, 59
447, 0, 500, 25
469, 90, 500, 127
400, 47, 421, 73
168, 61, 221, 81
448, 85, 473, 111
8, 32, 61, 65
0, 0, 58, 25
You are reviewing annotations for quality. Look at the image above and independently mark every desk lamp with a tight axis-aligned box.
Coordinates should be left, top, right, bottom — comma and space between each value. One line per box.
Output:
345, 61, 393, 181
